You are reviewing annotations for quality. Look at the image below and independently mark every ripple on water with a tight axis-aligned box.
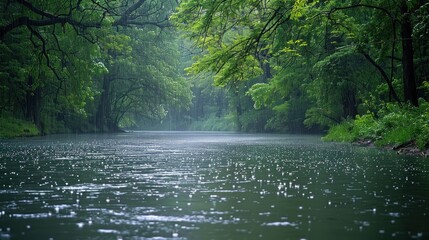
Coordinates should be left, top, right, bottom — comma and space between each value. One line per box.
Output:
0, 132, 428, 239
262, 221, 298, 227
11, 213, 52, 219
60, 183, 130, 192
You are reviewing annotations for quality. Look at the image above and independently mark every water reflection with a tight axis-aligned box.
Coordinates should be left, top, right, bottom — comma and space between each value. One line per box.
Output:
0, 132, 428, 239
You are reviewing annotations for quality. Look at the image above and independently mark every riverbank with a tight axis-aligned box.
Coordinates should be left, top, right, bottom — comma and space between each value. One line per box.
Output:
354, 139, 429, 157
0, 116, 130, 139
0, 117, 40, 138
323, 102, 429, 158
2, 114, 428, 158
390, 141, 429, 157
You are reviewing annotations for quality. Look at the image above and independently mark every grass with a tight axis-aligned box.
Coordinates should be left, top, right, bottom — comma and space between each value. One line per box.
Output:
0, 116, 40, 138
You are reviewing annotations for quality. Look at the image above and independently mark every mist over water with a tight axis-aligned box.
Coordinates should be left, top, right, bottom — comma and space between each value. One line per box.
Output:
0, 132, 428, 239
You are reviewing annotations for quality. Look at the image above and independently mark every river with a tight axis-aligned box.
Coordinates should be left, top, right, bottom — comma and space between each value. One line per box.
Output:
0, 131, 428, 239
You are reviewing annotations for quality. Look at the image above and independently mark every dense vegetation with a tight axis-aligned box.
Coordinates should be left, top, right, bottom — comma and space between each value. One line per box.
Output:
1, 0, 429, 151
171, 0, 429, 149
0, 0, 192, 137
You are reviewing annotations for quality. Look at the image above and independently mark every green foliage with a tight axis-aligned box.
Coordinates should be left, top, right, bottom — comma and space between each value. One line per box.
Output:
352, 114, 379, 140
291, 0, 319, 20
1, 0, 429, 136
101, 28, 192, 129
188, 113, 236, 131
375, 102, 429, 149
173, 0, 291, 88
239, 108, 273, 132
265, 96, 312, 133
322, 121, 355, 142
324, 101, 429, 150
174, 0, 416, 134
375, 127, 414, 147
0, 0, 192, 134
0, 116, 39, 138
247, 83, 274, 109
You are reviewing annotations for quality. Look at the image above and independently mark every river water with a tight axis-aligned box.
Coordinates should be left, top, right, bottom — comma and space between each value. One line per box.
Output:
0, 131, 428, 239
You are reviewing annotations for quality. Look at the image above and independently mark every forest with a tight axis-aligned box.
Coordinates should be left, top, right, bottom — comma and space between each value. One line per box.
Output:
1, 0, 429, 150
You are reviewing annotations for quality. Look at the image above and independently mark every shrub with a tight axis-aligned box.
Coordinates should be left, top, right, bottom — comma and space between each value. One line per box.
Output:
374, 126, 414, 147
322, 120, 355, 142
352, 113, 379, 140
324, 100, 429, 150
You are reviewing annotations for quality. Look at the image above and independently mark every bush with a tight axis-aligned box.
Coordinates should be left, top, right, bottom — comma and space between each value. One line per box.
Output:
322, 120, 355, 142
352, 114, 379, 140
323, 100, 429, 150
375, 126, 414, 147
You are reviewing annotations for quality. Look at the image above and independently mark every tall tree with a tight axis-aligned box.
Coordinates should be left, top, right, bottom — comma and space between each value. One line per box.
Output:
173, 0, 429, 132
1, 0, 192, 133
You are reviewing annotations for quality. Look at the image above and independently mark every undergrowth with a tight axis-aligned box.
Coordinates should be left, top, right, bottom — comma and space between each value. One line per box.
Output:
323, 100, 429, 150
0, 116, 40, 138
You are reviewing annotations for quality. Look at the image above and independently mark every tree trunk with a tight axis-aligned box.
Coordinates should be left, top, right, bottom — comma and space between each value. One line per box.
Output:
25, 75, 41, 128
400, 3, 418, 106
257, 49, 272, 81
360, 51, 402, 104
192, 88, 204, 120
216, 90, 225, 117
96, 74, 112, 132
233, 87, 242, 131
342, 87, 357, 119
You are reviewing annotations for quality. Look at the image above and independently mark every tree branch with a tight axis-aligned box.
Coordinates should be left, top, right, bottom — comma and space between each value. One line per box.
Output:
328, 4, 394, 20
17, 0, 57, 19
360, 50, 402, 105
27, 25, 64, 103
114, 0, 147, 26
0, 16, 103, 39
0, 0, 169, 40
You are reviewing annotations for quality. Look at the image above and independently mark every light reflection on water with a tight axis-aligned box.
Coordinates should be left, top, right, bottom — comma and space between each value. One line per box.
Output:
0, 131, 428, 239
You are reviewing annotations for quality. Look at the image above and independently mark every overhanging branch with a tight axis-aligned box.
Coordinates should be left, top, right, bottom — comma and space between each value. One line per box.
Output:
328, 4, 395, 20
360, 50, 402, 105
0, 0, 170, 40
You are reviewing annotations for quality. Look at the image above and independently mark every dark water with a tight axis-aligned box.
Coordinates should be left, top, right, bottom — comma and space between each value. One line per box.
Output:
0, 132, 428, 239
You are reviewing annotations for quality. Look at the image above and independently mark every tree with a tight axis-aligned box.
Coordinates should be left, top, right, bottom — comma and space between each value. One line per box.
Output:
0, 0, 192, 133
327, 0, 425, 107
0, 0, 170, 39
173, 0, 429, 133
100, 28, 192, 130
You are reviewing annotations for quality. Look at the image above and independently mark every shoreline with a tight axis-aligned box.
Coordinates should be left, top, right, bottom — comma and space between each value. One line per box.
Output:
354, 139, 429, 158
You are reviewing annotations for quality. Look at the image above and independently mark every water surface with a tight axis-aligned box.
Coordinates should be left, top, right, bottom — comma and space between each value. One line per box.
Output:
0, 131, 428, 239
